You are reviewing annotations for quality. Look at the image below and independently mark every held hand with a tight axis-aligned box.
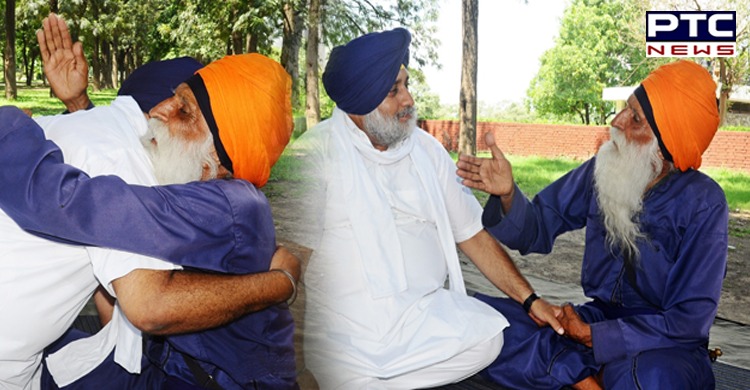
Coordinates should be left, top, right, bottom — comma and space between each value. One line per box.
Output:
558, 304, 593, 347
37, 13, 91, 112
528, 298, 565, 335
456, 132, 515, 198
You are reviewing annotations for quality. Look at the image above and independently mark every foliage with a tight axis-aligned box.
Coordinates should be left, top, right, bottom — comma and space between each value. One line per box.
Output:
3, 0, 445, 126
322, 0, 441, 68
527, 0, 663, 125
409, 67, 441, 119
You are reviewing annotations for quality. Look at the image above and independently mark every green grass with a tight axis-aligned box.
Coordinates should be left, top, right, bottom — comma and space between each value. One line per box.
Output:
451, 152, 582, 205
0, 86, 116, 117
451, 152, 750, 217
720, 125, 750, 132
703, 168, 750, 213
461, 154, 750, 238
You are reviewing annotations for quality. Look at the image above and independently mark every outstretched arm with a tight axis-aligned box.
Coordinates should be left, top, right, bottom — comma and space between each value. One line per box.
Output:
37, 12, 92, 113
458, 229, 564, 335
0, 106, 272, 271
114, 246, 301, 334
456, 131, 516, 213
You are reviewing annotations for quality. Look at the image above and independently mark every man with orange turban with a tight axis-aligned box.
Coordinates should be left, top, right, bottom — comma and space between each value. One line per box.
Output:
297, 27, 563, 389
457, 59, 728, 389
0, 13, 297, 390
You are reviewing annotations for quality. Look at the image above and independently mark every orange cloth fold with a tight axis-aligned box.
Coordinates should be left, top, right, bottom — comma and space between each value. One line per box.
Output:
641, 60, 719, 171
197, 53, 293, 187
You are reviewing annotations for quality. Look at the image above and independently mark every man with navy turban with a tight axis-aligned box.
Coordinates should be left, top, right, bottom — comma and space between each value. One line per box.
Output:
296, 27, 562, 388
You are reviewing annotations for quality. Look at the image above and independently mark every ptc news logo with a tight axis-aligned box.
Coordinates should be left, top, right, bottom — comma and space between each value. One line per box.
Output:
646, 11, 736, 57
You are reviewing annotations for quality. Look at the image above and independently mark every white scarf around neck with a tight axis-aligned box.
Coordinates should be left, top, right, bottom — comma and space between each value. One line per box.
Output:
328, 108, 466, 299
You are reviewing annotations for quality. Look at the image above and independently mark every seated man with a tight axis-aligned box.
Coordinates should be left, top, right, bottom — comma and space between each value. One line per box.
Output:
0, 13, 297, 390
297, 27, 563, 389
457, 60, 727, 389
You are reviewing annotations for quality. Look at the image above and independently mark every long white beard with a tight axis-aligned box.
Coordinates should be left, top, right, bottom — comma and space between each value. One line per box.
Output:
594, 127, 663, 261
141, 118, 217, 185
363, 106, 417, 148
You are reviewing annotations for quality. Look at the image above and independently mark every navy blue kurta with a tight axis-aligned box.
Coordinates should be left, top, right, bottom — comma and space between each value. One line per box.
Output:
0, 106, 295, 389
479, 157, 727, 389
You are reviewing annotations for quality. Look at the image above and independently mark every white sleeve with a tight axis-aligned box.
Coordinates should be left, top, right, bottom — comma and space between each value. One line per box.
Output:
87, 247, 181, 298
422, 133, 483, 243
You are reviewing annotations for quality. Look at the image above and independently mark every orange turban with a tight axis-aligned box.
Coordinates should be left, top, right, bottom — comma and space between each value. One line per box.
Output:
633, 60, 719, 172
186, 53, 293, 187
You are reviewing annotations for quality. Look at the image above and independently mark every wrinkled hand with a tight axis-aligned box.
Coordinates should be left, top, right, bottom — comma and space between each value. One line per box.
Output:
456, 132, 515, 199
269, 245, 301, 284
37, 13, 91, 112
528, 298, 565, 335
559, 304, 593, 347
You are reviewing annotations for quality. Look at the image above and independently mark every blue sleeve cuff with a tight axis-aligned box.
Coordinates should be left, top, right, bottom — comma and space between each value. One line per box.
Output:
591, 319, 627, 364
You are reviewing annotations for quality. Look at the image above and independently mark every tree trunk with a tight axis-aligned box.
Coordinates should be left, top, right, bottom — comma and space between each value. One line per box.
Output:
4, 0, 17, 100
280, 0, 305, 111
22, 34, 32, 86
246, 33, 258, 53
101, 41, 114, 89
49, 0, 58, 13
458, 0, 478, 156
718, 58, 729, 127
305, 0, 322, 130
111, 40, 119, 88
91, 36, 102, 91
232, 31, 244, 54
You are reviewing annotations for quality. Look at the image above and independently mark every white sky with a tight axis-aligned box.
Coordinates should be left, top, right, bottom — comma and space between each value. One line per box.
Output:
423, 0, 568, 105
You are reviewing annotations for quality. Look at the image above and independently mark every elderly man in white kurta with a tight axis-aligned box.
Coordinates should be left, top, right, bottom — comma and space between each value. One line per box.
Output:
300, 27, 564, 389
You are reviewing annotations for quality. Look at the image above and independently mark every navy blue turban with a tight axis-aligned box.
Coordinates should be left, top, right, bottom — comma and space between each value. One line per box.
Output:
323, 28, 411, 115
118, 56, 204, 113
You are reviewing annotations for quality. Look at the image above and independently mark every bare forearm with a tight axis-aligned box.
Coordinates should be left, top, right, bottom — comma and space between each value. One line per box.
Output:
63, 92, 92, 113
459, 229, 533, 303
93, 286, 115, 327
113, 269, 293, 335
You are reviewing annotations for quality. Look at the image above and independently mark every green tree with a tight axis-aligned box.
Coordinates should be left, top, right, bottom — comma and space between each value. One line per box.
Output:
528, 0, 655, 125
321, 0, 439, 68
16, 0, 48, 86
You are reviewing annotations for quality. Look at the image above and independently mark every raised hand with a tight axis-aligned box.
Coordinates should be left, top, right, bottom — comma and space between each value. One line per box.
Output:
456, 131, 515, 199
37, 13, 91, 112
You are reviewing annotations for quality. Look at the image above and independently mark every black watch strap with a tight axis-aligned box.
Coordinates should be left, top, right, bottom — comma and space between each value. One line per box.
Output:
522, 292, 540, 313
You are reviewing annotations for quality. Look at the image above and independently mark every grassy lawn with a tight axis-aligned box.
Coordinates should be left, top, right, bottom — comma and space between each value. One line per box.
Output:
0, 86, 117, 117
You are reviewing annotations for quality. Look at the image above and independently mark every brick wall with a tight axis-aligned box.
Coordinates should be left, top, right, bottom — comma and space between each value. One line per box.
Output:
419, 120, 750, 173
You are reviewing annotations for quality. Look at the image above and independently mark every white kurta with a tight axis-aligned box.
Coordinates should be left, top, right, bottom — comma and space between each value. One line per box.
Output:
302, 109, 509, 388
0, 97, 178, 389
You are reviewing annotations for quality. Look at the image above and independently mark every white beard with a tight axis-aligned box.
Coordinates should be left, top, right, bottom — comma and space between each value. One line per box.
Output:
594, 127, 663, 261
141, 118, 217, 185
363, 105, 417, 148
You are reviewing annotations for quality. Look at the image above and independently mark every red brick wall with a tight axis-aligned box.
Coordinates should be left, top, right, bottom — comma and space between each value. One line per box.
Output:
419, 120, 750, 173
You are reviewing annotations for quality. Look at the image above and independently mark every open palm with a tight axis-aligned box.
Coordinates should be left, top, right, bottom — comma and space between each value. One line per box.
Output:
37, 13, 88, 105
456, 131, 514, 197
